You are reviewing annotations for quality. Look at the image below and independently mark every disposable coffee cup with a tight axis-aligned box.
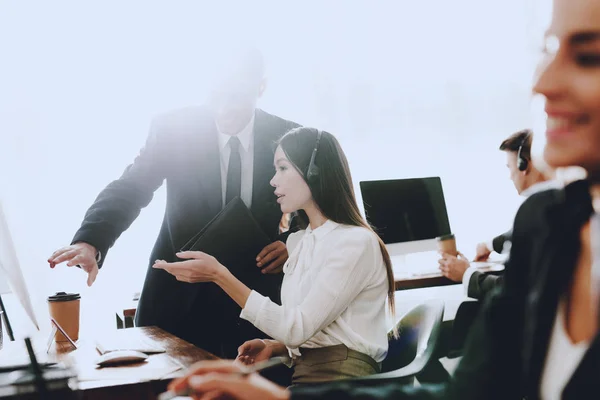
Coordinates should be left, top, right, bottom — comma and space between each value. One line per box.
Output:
437, 234, 458, 256
48, 292, 80, 342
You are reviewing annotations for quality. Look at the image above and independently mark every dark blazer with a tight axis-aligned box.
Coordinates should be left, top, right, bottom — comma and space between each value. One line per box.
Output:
465, 230, 511, 300
491, 230, 512, 254
291, 180, 598, 400
467, 272, 502, 300
72, 107, 300, 356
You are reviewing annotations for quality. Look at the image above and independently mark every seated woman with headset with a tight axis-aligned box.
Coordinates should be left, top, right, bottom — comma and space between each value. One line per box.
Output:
164, 0, 600, 398
154, 126, 397, 384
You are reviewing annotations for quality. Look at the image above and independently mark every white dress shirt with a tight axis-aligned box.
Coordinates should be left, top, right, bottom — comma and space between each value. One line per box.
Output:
217, 114, 255, 208
519, 179, 564, 198
462, 179, 564, 296
240, 220, 390, 362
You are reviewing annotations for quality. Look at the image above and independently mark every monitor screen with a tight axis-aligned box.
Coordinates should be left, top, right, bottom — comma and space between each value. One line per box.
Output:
0, 201, 39, 330
360, 177, 451, 245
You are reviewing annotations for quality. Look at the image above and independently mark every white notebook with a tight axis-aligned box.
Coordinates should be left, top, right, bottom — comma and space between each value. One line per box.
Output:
95, 330, 166, 355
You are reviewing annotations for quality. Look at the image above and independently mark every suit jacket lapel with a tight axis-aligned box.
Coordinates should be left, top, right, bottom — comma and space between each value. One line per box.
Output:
522, 221, 574, 393
562, 181, 600, 398
562, 334, 600, 399
523, 180, 595, 397
251, 110, 278, 227
195, 117, 222, 218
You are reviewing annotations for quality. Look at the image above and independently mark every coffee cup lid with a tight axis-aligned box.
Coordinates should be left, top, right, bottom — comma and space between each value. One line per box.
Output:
48, 292, 81, 302
437, 234, 455, 241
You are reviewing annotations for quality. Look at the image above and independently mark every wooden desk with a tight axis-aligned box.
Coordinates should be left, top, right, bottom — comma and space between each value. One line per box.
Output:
1, 326, 217, 399
115, 264, 506, 325
394, 263, 505, 291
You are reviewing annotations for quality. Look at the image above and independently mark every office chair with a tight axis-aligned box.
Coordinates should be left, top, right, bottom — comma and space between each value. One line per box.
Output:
350, 299, 446, 386
446, 300, 481, 359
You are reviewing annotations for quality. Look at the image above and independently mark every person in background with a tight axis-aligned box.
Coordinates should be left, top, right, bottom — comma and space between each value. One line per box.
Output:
164, 0, 600, 397
439, 129, 561, 300
155, 127, 397, 384
47, 45, 301, 358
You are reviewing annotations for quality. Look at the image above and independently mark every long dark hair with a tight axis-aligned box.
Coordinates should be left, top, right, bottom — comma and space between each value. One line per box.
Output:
278, 127, 397, 331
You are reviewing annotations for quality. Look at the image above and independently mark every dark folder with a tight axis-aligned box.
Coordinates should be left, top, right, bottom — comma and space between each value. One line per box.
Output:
180, 197, 273, 284
179, 197, 282, 358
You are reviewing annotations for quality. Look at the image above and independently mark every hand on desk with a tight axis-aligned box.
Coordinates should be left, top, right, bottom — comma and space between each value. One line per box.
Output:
438, 251, 470, 282
256, 241, 287, 274
48, 242, 99, 287
153, 251, 224, 283
168, 360, 290, 400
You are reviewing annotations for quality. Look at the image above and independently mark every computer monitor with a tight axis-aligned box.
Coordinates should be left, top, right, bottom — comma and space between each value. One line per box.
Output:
0, 201, 39, 332
359, 177, 452, 255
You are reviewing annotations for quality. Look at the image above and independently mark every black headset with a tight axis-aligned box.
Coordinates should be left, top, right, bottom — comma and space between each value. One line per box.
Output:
305, 129, 322, 182
516, 131, 531, 172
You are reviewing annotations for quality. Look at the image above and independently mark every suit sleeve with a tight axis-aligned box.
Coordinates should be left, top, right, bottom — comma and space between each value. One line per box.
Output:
290, 196, 538, 400
467, 272, 503, 300
71, 118, 168, 267
491, 229, 512, 254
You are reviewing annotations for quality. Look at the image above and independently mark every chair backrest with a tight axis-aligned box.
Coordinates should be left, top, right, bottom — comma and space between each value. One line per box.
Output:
447, 300, 480, 358
383, 299, 445, 372
351, 299, 445, 385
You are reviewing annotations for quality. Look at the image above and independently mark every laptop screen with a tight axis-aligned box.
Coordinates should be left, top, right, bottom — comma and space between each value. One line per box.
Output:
359, 177, 451, 245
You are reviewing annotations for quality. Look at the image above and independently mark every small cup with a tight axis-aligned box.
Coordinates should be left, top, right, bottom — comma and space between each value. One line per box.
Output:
437, 234, 458, 257
48, 292, 80, 342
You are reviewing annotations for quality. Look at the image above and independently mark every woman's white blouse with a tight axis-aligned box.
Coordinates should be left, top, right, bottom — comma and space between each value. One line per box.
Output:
240, 220, 389, 362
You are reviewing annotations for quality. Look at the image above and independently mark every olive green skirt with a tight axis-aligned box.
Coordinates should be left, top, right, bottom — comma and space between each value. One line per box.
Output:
291, 344, 381, 385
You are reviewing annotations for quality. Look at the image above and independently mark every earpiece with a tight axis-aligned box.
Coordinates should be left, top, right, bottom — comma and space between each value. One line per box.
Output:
517, 133, 530, 172
306, 129, 322, 182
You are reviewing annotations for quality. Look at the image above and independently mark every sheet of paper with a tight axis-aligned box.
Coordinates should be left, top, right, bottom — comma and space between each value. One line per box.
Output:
95, 329, 167, 355
0, 200, 39, 329
74, 353, 184, 382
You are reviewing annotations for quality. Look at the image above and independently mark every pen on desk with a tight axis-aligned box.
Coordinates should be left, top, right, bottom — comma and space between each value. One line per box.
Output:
157, 357, 286, 400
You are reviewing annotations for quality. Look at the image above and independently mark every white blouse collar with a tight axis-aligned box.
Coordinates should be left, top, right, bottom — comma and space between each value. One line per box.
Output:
305, 219, 339, 240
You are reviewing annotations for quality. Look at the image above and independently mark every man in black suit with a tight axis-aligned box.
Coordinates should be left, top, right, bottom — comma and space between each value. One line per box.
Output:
48, 46, 300, 357
439, 129, 559, 300
438, 130, 560, 360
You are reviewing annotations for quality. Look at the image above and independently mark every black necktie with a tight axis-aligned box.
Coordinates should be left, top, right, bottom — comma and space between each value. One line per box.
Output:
225, 136, 242, 205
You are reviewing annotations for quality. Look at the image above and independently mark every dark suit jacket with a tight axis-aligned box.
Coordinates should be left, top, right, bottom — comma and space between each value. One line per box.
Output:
72, 107, 300, 356
465, 230, 511, 300
291, 180, 598, 400
491, 230, 511, 254
467, 272, 502, 300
